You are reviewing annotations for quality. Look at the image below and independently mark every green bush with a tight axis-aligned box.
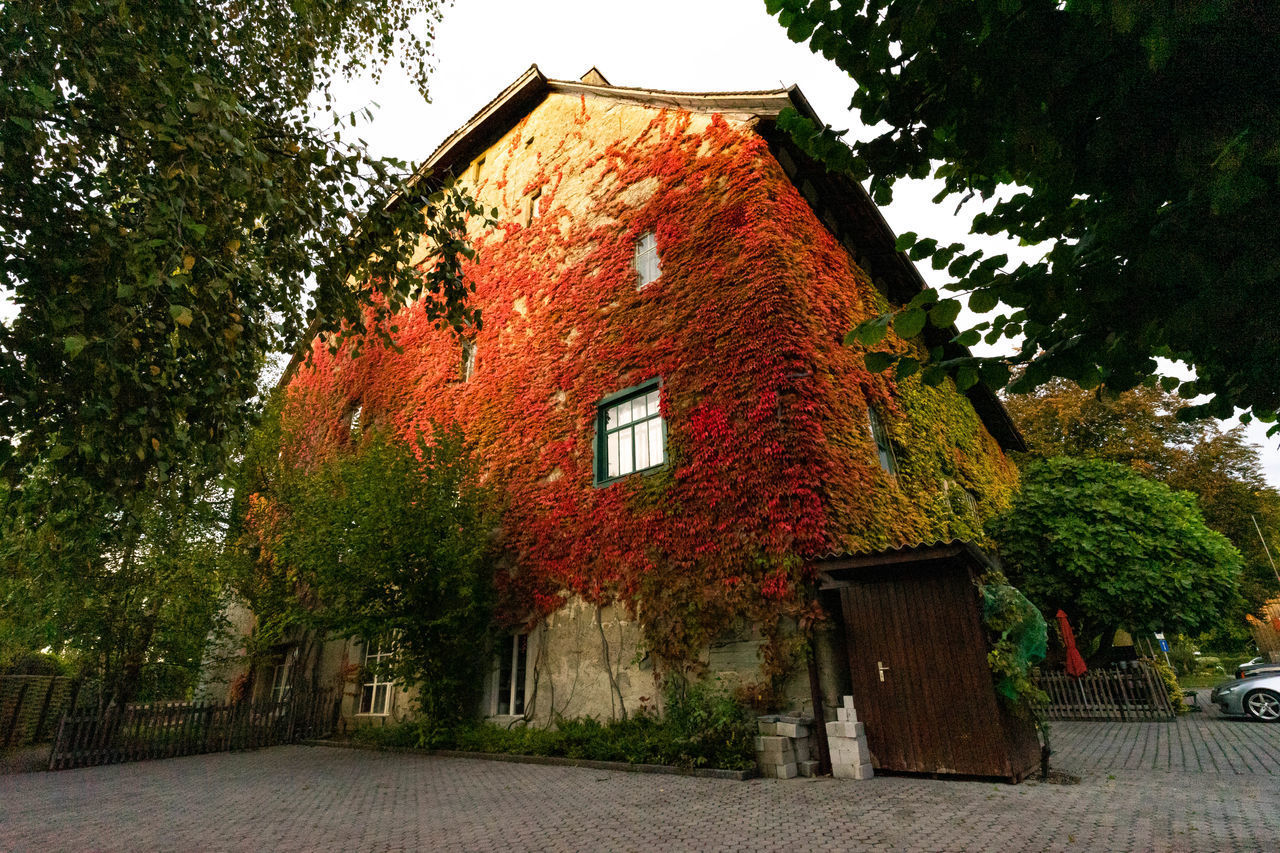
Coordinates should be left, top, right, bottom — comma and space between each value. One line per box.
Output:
350, 682, 757, 771
1143, 657, 1188, 715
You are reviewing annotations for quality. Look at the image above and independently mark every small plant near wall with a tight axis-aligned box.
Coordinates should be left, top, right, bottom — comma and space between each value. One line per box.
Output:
977, 571, 1048, 712
351, 678, 758, 771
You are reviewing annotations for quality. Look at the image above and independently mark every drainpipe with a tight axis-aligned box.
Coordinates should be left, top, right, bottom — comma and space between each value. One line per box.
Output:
805, 581, 832, 776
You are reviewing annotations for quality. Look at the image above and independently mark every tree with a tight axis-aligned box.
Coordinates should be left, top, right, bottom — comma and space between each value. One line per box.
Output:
1005, 379, 1280, 614
767, 0, 1280, 426
0, 0, 487, 521
0, 467, 231, 704
235, 416, 495, 726
988, 457, 1243, 660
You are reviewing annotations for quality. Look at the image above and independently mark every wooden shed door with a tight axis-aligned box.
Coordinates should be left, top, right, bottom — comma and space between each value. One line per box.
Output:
838, 561, 1011, 776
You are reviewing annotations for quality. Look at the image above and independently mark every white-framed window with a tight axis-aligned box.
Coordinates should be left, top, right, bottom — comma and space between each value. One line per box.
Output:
268, 652, 292, 703
596, 383, 665, 482
358, 637, 395, 716
461, 339, 477, 382
634, 231, 660, 288
493, 634, 528, 716
868, 408, 898, 475
527, 189, 543, 225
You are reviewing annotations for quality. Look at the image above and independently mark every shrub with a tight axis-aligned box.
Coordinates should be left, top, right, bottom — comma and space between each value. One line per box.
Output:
351, 681, 758, 771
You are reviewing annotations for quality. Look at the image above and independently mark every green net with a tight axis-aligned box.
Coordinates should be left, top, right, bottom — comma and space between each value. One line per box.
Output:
981, 582, 1048, 700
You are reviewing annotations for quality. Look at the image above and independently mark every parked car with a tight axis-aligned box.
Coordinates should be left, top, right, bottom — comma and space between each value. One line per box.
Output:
1235, 659, 1280, 679
1212, 672, 1280, 721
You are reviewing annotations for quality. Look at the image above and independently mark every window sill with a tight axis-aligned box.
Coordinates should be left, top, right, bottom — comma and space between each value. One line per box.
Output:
593, 462, 668, 489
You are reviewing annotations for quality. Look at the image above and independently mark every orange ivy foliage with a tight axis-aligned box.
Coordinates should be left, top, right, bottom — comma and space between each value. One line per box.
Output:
273, 98, 1018, 678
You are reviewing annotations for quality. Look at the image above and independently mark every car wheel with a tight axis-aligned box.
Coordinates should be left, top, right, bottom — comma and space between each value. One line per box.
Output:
1243, 689, 1280, 722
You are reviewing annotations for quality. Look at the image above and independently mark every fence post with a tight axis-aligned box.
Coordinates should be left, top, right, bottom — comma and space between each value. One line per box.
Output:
3, 681, 30, 748
31, 677, 61, 744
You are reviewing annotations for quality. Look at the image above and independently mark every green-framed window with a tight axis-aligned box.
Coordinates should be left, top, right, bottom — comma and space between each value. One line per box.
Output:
596, 382, 665, 482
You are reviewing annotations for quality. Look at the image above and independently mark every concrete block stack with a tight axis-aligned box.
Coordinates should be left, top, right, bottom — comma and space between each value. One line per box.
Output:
826, 696, 874, 780
754, 715, 818, 779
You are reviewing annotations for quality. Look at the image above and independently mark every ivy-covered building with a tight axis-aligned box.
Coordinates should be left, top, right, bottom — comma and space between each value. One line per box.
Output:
237, 66, 1036, 779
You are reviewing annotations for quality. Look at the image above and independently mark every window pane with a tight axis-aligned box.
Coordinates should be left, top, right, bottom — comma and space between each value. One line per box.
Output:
373, 684, 388, 715
618, 427, 634, 474
635, 424, 649, 470
360, 685, 373, 715
514, 635, 528, 715
646, 389, 660, 414
606, 405, 618, 430
648, 418, 664, 466
618, 401, 634, 426
633, 397, 647, 422
607, 433, 620, 477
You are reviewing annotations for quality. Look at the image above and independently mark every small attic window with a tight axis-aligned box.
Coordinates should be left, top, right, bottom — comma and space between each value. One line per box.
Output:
868, 408, 897, 475
527, 190, 543, 226
461, 339, 477, 382
473, 156, 486, 182
635, 231, 660, 289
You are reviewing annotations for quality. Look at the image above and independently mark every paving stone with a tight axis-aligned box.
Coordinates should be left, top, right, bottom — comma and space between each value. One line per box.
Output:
0, 701, 1277, 853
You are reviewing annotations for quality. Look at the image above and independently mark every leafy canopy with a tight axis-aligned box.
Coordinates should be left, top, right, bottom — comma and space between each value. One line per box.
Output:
1005, 379, 1280, 613
767, 0, 1280, 426
236, 419, 495, 725
0, 0, 489, 517
988, 457, 1243, 652
1, 468, 231, 703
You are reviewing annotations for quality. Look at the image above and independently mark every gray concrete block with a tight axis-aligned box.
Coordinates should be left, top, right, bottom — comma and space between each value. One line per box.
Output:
797, 760, 820, 778
757, 720, 777, 736
793, 735, 811, 760
826, 720, 865, 739
775, 721, 808, 739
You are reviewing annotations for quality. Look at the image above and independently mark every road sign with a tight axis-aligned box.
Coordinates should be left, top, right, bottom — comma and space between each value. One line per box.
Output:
1158, 639, 1169, 652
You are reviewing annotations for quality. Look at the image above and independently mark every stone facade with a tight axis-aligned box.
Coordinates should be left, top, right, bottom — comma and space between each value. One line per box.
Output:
222, 66, 1022, 741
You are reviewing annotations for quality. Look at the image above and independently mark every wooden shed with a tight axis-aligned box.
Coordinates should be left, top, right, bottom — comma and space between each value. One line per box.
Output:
817, 542, 1041, 781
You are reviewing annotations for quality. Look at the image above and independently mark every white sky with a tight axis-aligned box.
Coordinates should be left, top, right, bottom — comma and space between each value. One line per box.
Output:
5, 0, 1277, 488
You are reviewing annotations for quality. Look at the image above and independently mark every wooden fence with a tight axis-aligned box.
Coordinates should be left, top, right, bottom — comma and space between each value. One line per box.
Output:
1036, 662, 1176, 722
1, 676, 100, 747
48, 688, 339, 770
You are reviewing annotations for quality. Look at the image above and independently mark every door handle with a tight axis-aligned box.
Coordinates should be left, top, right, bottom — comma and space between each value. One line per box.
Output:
877, 661, 889, 682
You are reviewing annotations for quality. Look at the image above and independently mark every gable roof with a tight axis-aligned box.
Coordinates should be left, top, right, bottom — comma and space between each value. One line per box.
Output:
403, 65, 1025, 452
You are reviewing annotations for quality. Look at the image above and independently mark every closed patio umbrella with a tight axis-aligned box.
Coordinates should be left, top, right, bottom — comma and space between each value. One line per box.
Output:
1056, 609, 1088, 678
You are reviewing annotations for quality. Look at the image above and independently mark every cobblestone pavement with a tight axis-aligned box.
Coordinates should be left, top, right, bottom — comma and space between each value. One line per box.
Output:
2, 712, 1277, 852
1050, 693, 1280, 776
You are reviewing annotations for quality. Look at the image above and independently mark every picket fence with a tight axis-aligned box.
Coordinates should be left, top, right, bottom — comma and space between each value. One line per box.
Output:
48, 688, 339, 770
1036, 662, 1176, 722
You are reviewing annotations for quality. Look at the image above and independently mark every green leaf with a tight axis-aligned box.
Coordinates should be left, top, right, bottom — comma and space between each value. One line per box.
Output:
968, 289, 999, 314
978, 361, 1011, 389
864, 351, 894, 373
907, 238, 939, 261
895, 356, 921, 380
895, 232, 918, 252
929, 299, 962, 328
894, 307, 927, 339
847, 316, 889, 347
63, 335, 87, 359
170, 305, 194, 327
